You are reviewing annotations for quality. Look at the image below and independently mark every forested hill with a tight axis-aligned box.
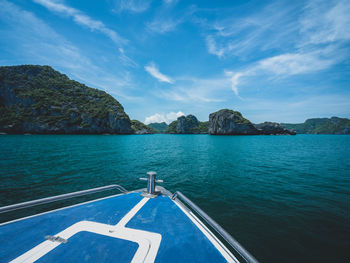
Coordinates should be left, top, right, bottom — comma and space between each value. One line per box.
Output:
281, 117, 350, 134
0, 65, 132, 134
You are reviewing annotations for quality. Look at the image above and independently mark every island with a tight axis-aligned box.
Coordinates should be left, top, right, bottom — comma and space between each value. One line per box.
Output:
1, 65, 348, 135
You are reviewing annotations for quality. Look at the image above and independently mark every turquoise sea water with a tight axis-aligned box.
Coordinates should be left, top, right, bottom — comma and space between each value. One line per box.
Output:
0, 134, 349, 262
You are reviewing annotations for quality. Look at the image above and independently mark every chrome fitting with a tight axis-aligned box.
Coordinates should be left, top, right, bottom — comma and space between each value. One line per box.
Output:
140, 171, 163, 198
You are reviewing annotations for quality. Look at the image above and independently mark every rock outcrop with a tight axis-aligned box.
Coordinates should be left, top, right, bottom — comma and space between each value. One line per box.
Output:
177, 115, 199, 133
209, 109, 259, 135
131, 120, 155, 134
254, 122, 296, 135
0, 65, 132, 134
166, 115, 208, 134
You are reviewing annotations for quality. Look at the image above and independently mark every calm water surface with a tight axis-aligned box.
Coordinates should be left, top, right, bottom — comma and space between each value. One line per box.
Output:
0, 134, 349, 262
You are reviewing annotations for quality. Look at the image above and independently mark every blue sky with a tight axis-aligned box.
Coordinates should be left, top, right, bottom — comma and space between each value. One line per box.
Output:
1, 0, 349, 124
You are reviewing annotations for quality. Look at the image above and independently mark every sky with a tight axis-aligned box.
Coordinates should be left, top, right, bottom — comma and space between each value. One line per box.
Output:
0, 0, 349, 124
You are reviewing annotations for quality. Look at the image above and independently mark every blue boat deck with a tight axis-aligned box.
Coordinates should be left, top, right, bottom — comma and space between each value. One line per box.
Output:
0, 192, 238, 262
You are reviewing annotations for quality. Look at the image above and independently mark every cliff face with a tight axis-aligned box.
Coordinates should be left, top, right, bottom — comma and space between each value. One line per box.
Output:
281, 117, 350, 134
209, 109, 259, 135
166, 115, 208, 134
255, 122, 296, 135
0, 65, 132, 134
177, 115, 199, 133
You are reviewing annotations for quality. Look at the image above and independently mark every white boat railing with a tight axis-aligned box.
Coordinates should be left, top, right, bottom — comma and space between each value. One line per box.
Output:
172, 191, 259, 263
0, 174, 258, 263
0, 184, 127, 214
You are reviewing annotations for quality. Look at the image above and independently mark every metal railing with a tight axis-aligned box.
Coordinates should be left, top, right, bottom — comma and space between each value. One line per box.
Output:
0, 173, 257, 263
0, 184, 127, 214
172, 191, 258, 263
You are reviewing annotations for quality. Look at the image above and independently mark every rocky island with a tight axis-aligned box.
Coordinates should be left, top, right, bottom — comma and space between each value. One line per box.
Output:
163, 110, 296, 135
131, 120, 155, 134
255, 122, 296, 135
208, 109, 260, 135
166, 115, 208, 134
0, 65, 132, 134
1, 65, 348, 136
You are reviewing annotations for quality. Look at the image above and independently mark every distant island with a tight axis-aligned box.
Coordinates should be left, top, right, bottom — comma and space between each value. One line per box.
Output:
148, 122, 168, 133
281, 118, 350, 135
1, 65, 349, 135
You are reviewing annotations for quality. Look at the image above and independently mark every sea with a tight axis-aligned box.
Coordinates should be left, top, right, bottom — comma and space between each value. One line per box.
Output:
0, 134, 349, 262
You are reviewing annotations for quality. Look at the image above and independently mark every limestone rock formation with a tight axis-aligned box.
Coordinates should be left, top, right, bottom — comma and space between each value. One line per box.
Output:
208, 109, 259, 135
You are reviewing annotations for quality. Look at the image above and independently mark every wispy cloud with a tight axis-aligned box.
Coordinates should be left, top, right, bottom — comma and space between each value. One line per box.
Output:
112, 0, 152, 13
206, 36, 224, 58
1, 0, 89, 70
215, 0, 350, 97
203, 2, 299, 58
225, 71, 243, 97
0, 0, 138, 101
147, 19, 180, 34
154, 75, 229, 103
33, 0, 126, 45
225, 46, 344, 98
144, 62, 174, 83
146, 3, 193, 34
299, 0, 350, 45
257, 49, 338, 76
144, 111, 184, 124
118, 48, 138, 68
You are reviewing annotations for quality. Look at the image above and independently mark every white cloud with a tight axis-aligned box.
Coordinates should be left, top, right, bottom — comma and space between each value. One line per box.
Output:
147, 18, 180, 34
0, 0, 139, 101
166, 111, 184, 121
144, 62, 174, 83
144, 113, 167, 124
258, 51, 337, 76
206, 36, 224, 58
225, 71, 243, 96
153, 75, 230, 103
144, 111, 184, 124
299, 0, 350, 45
0, 0, 89, 70
118, 48, 138, 68
225, 47, 342, 97
203, 0, 350, 60
217, 0, 350, 98
146, 4, 192, 34
33, 0, 126, 45
113, 0, 152, 13
153, 74, 232, 103
203, 2, 298, 58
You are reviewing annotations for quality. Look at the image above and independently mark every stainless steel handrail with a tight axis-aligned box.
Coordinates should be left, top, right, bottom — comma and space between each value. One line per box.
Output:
172, 191, 258, 263
0, 184, 127, 214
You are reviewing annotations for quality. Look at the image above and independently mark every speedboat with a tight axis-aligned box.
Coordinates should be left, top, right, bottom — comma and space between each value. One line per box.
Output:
0, 172, 257, 263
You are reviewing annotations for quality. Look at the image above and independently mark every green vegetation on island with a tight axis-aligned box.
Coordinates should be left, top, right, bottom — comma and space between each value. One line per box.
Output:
1, 64, 348, 136
131, 120, 155, 134
166, 115, 208, 134
281, 117, 350, 134
148, 122, 168, 133
0, 65, 131, 134
209, 109, 260, 135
